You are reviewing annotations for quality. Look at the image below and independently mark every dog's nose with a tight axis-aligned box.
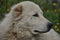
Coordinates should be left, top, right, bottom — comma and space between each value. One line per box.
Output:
47, 23, 53, 29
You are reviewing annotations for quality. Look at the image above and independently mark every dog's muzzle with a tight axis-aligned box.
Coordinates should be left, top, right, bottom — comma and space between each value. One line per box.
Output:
34, 23, 53, 33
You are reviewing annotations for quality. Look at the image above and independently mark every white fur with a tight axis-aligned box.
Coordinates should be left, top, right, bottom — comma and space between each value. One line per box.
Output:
0, 1, 60, 40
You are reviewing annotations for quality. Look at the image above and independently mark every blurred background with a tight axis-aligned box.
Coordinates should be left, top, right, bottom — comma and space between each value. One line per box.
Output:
0, 0, 60, 33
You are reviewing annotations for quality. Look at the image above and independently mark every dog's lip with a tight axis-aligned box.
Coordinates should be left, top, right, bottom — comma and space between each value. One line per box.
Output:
39, 30, 50, 33
34, 28, 52, 33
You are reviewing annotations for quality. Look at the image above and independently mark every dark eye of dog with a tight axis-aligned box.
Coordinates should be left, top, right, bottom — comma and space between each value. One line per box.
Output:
33, 13, 39, 17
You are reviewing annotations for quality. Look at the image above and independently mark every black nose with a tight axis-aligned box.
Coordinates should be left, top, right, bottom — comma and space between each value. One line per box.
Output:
47, 23, 53, 29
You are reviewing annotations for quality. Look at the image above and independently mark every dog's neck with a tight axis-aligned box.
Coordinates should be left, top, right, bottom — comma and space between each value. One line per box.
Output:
30, 33, 47, 40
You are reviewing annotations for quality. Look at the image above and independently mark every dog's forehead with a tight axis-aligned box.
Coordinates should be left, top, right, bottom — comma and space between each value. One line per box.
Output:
21, 2, 42, 11
20, 1, 43, 15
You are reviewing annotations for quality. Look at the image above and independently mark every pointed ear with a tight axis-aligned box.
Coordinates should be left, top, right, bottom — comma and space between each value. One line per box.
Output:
13, 5, 22, 17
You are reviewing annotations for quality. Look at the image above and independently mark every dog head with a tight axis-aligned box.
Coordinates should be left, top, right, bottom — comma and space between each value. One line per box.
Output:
11, 1, 53, 34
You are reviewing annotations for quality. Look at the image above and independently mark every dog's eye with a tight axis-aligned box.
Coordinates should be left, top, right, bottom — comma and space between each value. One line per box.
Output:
33, 13, 39, 17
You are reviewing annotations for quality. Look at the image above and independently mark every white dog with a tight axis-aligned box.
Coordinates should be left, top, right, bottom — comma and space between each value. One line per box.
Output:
0, 1, 60, 40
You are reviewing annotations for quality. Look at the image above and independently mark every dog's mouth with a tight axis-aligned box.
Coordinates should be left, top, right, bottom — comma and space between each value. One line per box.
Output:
34, 28, 52, 33
34, 29, 50, 33
31, 28, 52, 35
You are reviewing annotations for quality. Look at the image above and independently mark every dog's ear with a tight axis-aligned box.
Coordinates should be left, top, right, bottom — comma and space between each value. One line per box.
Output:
13, 5, 22, 17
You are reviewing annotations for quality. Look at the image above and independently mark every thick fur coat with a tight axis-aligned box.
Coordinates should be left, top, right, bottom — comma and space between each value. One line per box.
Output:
0, 1, 60, 40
